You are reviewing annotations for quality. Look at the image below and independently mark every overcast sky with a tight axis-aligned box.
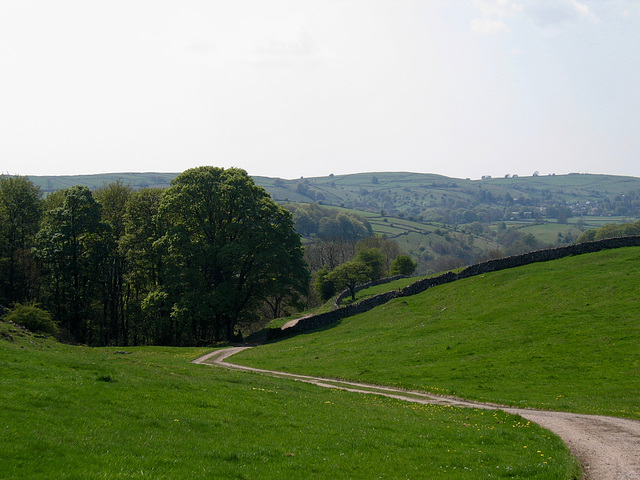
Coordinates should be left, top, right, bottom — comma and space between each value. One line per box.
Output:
1, 0, 639, 180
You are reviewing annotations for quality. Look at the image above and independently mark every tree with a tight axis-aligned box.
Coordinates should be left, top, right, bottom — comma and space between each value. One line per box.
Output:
158, 167, 308, 343
389, 255, 417, 276
356, 237, 401, 273
318, 212, 372, 241
354, 247, 386, 281
0, 176, 42, 305
94, 181, 132, 345
328, 260, 372, 301
121, 188, 166, 344
305, 238, 356, 272
36, 186, 109, 343
313, 266, 336, 301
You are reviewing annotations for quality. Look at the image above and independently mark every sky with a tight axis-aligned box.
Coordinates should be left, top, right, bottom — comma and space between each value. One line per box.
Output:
1, 0, 639, 180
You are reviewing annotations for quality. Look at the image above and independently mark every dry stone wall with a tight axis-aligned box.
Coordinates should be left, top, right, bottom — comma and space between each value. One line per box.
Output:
266, 236, 640, 341
333, 274, 407, 308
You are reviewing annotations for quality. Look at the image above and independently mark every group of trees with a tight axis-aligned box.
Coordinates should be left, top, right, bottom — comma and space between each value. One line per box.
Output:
0, 168, 309, 346
577, 220, 640, 243
283, 203, 418, 301
312, 238, 417, 302
286, 203, 373, 240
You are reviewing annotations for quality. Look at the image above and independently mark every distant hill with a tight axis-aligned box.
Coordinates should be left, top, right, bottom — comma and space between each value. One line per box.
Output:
28, 171, 640, 215
25, 171, 640, 273
28, 172, 178, 192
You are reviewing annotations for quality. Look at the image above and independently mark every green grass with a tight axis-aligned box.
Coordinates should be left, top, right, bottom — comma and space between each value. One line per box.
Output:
516, 224, 583, 245
339, 276, 426, 306
235, 247, 640, 420
0, 325, 581, 479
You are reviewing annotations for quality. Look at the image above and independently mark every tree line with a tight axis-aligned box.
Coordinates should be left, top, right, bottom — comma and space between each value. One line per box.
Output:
0, 167, 309, 346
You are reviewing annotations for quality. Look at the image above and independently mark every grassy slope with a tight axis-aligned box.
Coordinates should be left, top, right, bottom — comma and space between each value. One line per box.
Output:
0, 326, 580, 479
235, 247, 640, 420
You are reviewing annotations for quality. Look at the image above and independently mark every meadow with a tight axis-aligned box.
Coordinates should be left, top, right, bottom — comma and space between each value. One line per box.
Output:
235, 247, 640, 420
0, 323, 581, 479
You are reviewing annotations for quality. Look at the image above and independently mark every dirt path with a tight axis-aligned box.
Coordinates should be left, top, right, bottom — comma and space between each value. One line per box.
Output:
193, 347, 640, 480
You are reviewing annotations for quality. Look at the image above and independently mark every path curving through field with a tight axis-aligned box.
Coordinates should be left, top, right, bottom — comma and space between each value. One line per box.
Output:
193, 347, 640, 480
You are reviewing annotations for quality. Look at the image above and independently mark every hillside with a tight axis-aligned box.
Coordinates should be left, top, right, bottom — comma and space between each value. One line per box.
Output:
27, 171, 640, 220
0, 322, 579, 479
233, 246, 640, 420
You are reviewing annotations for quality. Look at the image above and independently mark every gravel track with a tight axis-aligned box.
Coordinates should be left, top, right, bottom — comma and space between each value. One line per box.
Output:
193, 347, 640, 480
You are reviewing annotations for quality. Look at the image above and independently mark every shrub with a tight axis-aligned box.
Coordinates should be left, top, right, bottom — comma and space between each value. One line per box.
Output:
5, 302, 58, 336
314, 267, 336, 301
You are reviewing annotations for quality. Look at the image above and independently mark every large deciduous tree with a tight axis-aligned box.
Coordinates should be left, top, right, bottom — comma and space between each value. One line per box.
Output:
158, 167, 308, 344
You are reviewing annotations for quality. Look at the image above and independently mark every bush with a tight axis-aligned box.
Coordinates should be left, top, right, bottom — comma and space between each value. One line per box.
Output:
314, 267, 336, 301
5, 302, 58, 336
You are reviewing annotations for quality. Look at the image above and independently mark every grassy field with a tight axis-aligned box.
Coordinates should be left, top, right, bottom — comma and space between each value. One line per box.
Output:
338, 276, 426, 306
0, 324, 581, 479
235, 247, 640, 421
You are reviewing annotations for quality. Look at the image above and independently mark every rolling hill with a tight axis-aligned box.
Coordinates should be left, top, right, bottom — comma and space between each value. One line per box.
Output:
233, 245, 640, 420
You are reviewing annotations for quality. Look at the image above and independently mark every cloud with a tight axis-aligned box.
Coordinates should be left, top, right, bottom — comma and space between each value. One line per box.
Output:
471, 0, 524, 18
470, 0, 523, 35
525, 0, 599, 28
470, 17, 510, 34
229, 12, 333, 70
469, 0, 599, 35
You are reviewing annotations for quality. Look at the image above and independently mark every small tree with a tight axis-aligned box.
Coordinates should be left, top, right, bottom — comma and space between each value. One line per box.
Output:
389, 255, 417, 276
314, 267, 336, 301
328, 261, 372, 301
354, 247, 386, 281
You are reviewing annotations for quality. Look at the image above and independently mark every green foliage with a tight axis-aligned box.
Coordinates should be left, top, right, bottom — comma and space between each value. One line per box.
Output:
236, 247, 640, 420
577, 220, 640, 243
1, 170, 312, 346
0, 334, 580, 479
93, 181, 133, 344
121, 188, 165, 344
158, 167, 309, 343
94, 180, 132, 238
389, 254, 417, 276
4, 302, 57, 335
354, 247, 386, 281
0, 176, 42, 305
287, 203, 373, 240
328, 260, 372, 301
313, 266, 336, 301
36, 186, 109, 344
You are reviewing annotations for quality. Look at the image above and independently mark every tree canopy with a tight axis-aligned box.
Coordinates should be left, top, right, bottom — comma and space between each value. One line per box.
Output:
1, 170, 309, 346
0, 176, 42, 305
157, 167, 309, 343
